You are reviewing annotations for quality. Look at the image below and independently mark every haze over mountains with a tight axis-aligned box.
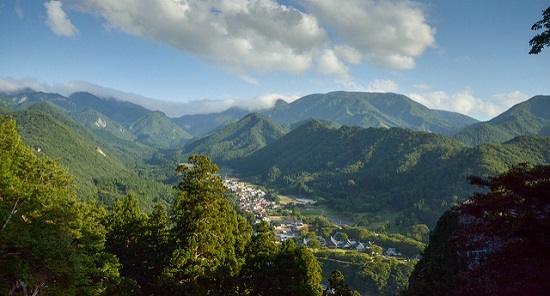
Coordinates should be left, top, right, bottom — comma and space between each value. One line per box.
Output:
1, 89, 549, 229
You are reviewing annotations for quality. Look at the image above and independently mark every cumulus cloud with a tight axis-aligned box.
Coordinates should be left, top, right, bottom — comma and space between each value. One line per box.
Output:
303, 0, 436, 69
408, 89, 530, 120
44, 0, 78, 37
66, 0, 434, 76
316, 49, 349, 75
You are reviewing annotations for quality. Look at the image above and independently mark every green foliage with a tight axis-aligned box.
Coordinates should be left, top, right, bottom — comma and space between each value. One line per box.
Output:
234, 120, 550, 231
324, 269, 358, 296
0, 116, 122, 295
407, 164, 550, 295
129, 111, 192, 148
9, 108, 173, 210
272, 240, 323, 296
316, 249, 416, 295
529, 6, 550, 54
163, 155, 252, 295
105, 195, 172, 295
405, 211, 467, 295
183, 113, 288, 163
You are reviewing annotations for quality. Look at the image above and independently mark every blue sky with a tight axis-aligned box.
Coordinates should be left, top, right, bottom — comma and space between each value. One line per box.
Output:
1, 0, 549, 120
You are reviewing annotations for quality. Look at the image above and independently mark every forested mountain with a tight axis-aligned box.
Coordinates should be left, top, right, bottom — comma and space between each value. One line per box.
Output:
230, 121, 550, 228
71, 107, 137, 141
454, 95, 550, 145
0, 90, 192, 149
0, 116, 125, 295
182, 113, 288, 162
1, 87, 549, 295
261, 91, 478, 135
0, 102, 11, 113
172, 91, 478, 137
0, 89, 76, 111
68, 92, 152, 126
129, 110, 192, 148
5, 107, 173, 210
173, 107, 250, 136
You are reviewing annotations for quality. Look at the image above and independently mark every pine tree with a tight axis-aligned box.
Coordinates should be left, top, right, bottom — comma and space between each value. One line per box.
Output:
162, 155, 251, 295
242, 220, 279, 295
105, 194, 149, 290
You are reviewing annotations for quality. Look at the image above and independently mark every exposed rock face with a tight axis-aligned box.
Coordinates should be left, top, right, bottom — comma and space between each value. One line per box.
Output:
95, 146, 106, 157
95, 117, 107, 128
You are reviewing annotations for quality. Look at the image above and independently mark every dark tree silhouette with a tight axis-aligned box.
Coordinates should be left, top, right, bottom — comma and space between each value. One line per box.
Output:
529, 6, 550, 54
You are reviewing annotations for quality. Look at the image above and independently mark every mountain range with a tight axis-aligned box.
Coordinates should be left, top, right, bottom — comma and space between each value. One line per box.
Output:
1, 89, 549, 230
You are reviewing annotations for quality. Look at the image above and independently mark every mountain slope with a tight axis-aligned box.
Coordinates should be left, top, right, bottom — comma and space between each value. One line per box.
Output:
263, 91, 478, 135
454, 95, 550, 145
68, 92, 152, 126
129, 111, 192, 148
173, 92, 478, 137
5, 106, 174, 210
0, 90, 76, 111
183, 113, 288, 162
173, 107, 250, 136
71, 107, 136, 141
9, 109, 131, 197
230, 121, 550, 228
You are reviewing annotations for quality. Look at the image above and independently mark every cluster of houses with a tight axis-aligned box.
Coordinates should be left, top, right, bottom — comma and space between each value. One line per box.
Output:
224, 179, 276, 217
225, 178, 404, 257
272, 219, 381, 254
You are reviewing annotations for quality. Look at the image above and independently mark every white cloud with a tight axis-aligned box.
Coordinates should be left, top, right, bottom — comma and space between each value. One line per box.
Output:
367, 79, 399, 93
408, 89, 531, 120
0, 78, 301, 117
70, 0, 324, 74
316, 49, 348, 75
171, 92, 300, 115
414, 83, 432, 91
491, 91, 529, 107
0, 77, 46, 93
303, 0, 436, 69
44, 1, 78, 37
66, 0, 434, 76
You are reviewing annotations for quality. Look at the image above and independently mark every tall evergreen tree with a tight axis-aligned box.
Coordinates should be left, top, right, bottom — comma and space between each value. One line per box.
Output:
272, 240, 323, 296
162, 155, 251, 295
242, 220, 279, 295
141, 203, 172, 294
105, 194, 149, 291
324, 269, 357, 296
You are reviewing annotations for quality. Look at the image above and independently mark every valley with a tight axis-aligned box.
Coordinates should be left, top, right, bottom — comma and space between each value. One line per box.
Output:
1, 89, 549, 295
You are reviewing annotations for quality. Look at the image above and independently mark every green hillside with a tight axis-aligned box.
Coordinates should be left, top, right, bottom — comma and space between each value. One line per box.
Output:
129, 110, 192, 148
183, 113, 289, 162
5, 109, 173, 210
455, 95, 550, 145
173, 107, 250, 136
0, 90, 76, 111
173, 91, 478, 137
0, 102, 9, 113
263, 91, 478, 135
231, 121, 550, 229
69, 92, 152, 126
71, 107, 136, 141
